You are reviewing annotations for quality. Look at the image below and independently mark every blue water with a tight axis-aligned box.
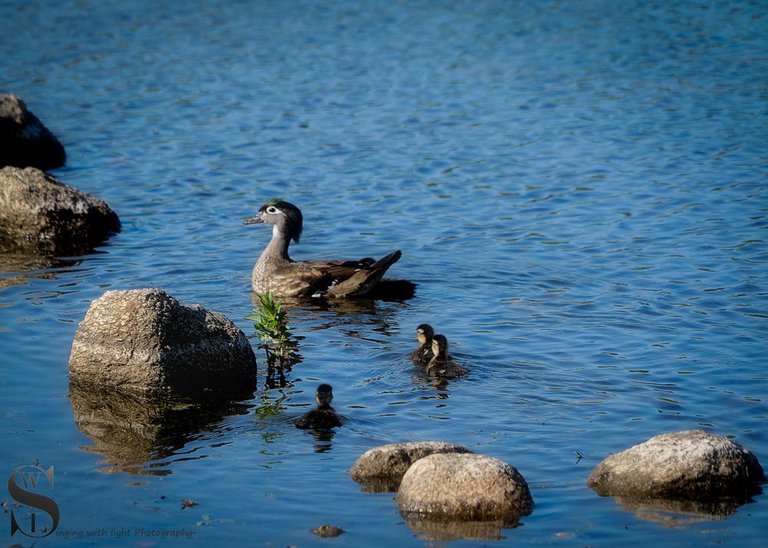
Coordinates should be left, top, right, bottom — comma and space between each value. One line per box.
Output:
1, 0, 767, 545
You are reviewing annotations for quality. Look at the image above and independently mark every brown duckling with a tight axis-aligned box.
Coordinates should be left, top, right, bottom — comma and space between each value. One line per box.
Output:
294, 384, 342, 430
426, 334, 467, 379
244, 200, 406, 298
411, 323, 435, 366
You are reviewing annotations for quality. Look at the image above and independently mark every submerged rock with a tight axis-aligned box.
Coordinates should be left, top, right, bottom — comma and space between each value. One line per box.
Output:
349, 441, 472, 492
396, 453, 533, 522
0, 166, 120, 254
311, 524, 344, 538
69, 288, 257, 398
588, 430, 765, 501
0, 94, 66, 170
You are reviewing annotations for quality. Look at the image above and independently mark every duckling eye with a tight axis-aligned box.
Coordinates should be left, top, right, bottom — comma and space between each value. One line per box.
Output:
266, 206, 279, 214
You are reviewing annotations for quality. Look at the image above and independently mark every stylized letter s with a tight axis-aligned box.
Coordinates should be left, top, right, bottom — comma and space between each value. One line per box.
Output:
8, 465, 60, 537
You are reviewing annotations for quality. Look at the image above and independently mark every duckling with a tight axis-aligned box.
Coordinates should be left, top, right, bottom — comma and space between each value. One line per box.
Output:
244, 200, 409, 298
294, 384, 342, 430
426, 335, 467, 379
411, 323, 435, 366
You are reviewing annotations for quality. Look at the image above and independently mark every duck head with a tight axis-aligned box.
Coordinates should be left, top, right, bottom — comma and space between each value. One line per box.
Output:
244, 200, 304, 244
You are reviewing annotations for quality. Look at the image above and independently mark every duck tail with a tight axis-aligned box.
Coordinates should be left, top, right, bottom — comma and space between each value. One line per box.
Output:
325, 250, 402, 298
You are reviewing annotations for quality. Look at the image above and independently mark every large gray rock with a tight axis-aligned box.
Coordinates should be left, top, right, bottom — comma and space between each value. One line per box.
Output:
0, 94, 66, 170
69, 289, 257, 398
396, 453, 534, 522
588, 430, 765, 501
349, 441, 472, 492
0, 166, 120, 254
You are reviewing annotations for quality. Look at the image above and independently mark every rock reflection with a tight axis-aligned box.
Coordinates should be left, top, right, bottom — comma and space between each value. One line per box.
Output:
69, 381, 249, 475
400, 512, 521, 541
611, 495, 756, 527
0, 253, 81, 290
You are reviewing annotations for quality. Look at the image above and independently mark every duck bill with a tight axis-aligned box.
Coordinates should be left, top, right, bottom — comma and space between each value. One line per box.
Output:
243, 213, 264, 225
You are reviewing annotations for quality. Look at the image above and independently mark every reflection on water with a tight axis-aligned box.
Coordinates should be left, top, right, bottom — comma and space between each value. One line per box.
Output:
69, 382, 250, 475
400, 512, 520, 542
2, 0, 767, 544
612, 495, 754, 527
0, 253, 82, 290
301, 428, 337, 454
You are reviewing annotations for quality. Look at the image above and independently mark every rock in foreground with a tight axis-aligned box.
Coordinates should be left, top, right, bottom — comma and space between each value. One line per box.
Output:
0, 166, 120, 254
396, 453, 533, 522
349, 441, 472, 492
69, 289, 257, 398
588, 430, 765, 501
0, 94, 66, 170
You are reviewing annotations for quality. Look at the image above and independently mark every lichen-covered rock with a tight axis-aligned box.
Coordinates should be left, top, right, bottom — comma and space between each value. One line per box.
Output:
0, 94, 66, 170
69, 289, 257, 398
349, 441, 472, 492
588, 430, 765, 501
0, 166, 120, 254
396, 453, 533, 521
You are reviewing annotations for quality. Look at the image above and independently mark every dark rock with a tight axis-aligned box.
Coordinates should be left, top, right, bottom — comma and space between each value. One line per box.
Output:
349, 441, 472, 492
69, 288, 257, 398
0, 94, 66, 170
0, 166, 120, 254
396, 453, 533, 521
588, 430, 765, 501
311, 524, 344, 538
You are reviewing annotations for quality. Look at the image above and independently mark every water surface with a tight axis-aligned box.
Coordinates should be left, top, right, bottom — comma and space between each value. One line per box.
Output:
1, 0, 766, 545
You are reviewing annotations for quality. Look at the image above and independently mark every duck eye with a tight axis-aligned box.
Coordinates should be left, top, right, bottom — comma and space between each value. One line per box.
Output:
266, 206, 278, 214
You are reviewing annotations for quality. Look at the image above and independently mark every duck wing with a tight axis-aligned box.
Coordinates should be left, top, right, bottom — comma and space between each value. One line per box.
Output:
323, 250, 402, 298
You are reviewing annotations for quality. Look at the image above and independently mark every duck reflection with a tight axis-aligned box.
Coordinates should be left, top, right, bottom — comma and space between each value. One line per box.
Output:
69, 381, 249, 474
250, 292, 405, 338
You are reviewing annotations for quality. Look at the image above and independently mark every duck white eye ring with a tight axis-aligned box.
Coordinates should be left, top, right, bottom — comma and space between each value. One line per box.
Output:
266, 206, 279, 214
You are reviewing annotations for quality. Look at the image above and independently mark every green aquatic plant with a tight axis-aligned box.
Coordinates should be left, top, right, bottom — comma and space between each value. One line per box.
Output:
247, 291, 300, 386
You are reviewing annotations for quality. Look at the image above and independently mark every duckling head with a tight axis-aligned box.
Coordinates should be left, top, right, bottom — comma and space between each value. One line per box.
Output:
431, 334, 448, 359
416, 323, 434, 345
315, 383, 334, 407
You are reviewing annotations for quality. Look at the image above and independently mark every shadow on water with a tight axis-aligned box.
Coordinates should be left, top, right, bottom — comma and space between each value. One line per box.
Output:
69, 381, 251, 475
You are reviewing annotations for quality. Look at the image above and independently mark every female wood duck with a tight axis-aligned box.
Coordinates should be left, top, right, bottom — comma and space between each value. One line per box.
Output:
244, 200, 409, 299
411, 323, 435, 366
294, 384, 342, 430
426, 334, 467, 379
